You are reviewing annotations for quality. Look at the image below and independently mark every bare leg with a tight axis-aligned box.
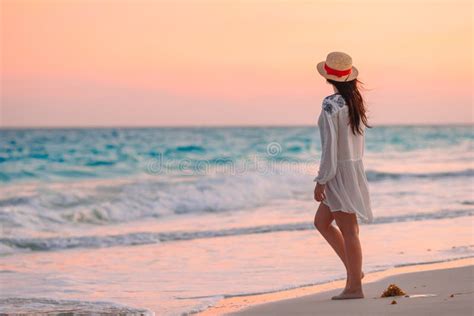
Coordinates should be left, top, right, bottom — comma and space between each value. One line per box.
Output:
331, 211, 364, 299
314, 203, 347, 269
314, 203, 364, 288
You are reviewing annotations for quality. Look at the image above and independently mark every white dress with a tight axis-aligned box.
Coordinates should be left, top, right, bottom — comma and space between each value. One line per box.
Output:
314, 93, 373, 223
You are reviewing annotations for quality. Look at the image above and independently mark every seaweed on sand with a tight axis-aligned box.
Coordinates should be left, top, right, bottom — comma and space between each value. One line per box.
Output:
381, 284, 406, 297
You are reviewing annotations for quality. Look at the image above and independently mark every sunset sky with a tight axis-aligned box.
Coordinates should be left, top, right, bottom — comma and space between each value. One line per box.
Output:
1, 0, 472, 127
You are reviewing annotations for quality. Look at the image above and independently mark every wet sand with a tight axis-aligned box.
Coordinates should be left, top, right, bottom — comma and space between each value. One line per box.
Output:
199, 257, 473, 316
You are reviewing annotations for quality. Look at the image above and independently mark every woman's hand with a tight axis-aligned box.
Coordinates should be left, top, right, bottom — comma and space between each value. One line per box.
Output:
314, 182, 326, 202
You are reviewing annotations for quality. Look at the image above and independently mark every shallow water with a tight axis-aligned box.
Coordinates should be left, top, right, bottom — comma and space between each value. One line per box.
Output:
0, 125, 473, 315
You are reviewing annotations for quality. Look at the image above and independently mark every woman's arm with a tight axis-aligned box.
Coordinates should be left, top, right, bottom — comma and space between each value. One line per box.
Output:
314, 100, 339, 185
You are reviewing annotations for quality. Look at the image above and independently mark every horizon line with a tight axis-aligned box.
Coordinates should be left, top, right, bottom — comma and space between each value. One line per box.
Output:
0, 122, 473, 130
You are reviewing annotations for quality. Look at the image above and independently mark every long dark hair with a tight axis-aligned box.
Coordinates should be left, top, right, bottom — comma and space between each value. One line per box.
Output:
327, 78, 371, 135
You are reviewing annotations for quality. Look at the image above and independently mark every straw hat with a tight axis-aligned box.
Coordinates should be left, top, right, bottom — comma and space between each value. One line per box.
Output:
317, 51, 358, 82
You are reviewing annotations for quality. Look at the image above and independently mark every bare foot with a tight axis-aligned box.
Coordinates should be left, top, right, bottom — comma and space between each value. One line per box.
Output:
331, 288, 364, 300
344, 271, 364, 289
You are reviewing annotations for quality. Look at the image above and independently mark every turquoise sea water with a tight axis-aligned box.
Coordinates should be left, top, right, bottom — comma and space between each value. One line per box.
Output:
1, 126, 472, 183
0, 125, 473, 315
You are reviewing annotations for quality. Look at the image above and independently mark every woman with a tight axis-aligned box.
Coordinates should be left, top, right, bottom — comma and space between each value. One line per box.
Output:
313, 51, 373, 300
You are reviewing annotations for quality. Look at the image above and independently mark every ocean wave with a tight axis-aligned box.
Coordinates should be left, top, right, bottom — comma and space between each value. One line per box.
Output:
1, 209, 472, 254
366, 168, 474, 181
0, 297, 152, 316
0, 172, 306, 228
0, 166, 472, 232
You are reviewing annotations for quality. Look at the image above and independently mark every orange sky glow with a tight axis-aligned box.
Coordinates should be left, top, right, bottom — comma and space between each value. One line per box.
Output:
1, 0, 473, 127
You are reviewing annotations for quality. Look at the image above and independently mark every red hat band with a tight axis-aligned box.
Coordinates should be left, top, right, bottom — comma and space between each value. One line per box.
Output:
324, 63, 352, 77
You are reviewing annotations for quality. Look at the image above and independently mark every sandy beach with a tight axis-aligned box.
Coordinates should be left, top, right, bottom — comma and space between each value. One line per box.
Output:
200, 257, 474, 316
